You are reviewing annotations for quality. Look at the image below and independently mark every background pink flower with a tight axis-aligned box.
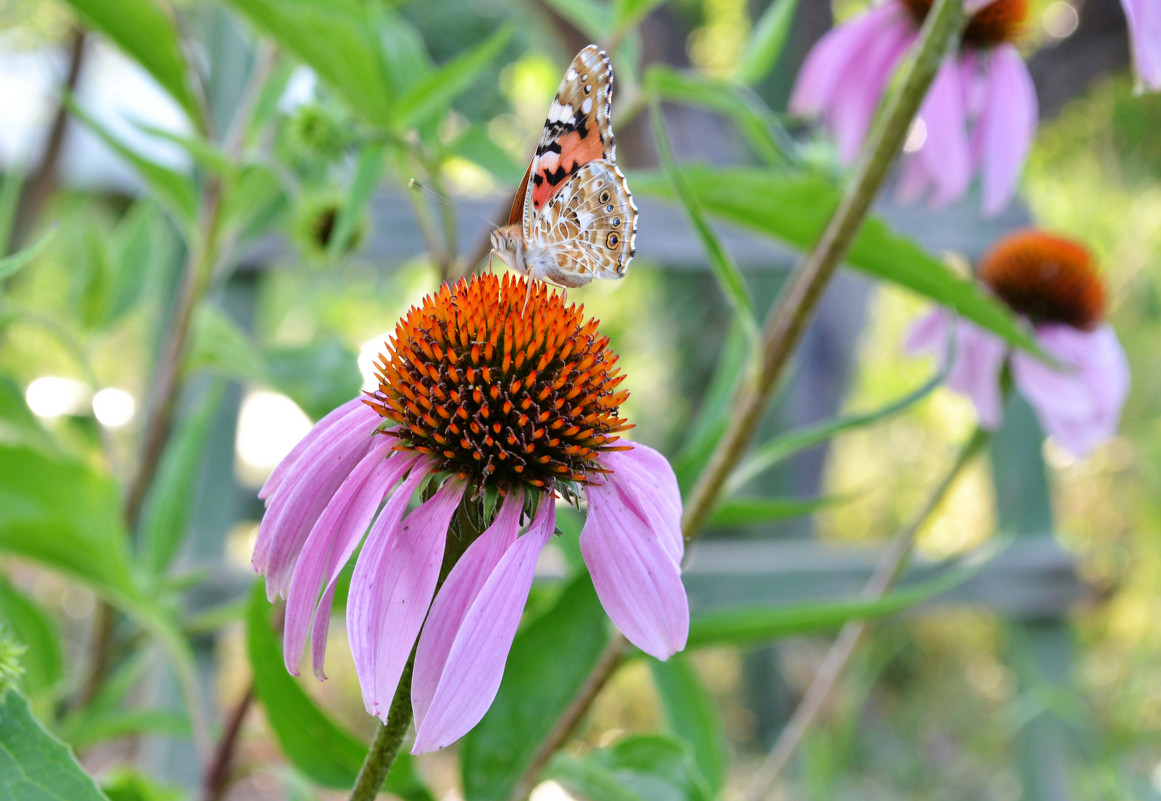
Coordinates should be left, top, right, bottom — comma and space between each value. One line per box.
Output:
252, 274, 689, 753
905, 230, 1129, 457
1120, 0, 1161, 91
791, 0, 1038, 215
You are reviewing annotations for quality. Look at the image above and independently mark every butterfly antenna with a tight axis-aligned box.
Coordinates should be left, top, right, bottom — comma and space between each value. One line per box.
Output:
408, 179, 495, 227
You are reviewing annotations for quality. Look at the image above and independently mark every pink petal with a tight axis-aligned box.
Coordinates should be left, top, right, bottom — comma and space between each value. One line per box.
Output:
411, 489, 524, 726
596, 444, 684, 566
1011, 324, 1130, 457
582, 477, 689, 660
253, 410, 382, 600
790, 5, 900, 116
1121, 0, 1161, 91
917, 59, 970, 207
411, 496, 554, 753
975, 45, 1038, 216
259, 398, 375, 501
282, 446, 419, 678
905, 308, 1007, 429
347, 475, 466, 720
904, 307, 951, 356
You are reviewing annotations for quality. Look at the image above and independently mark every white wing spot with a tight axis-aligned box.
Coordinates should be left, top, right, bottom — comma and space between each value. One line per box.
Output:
581, 97, 593, 114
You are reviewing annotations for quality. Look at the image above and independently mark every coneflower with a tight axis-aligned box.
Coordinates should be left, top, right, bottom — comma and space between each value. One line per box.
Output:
907, 229, 1129, 456
253, 273, 688, 753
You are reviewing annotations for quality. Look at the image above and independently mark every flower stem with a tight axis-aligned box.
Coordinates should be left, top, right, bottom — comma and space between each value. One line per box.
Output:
741, 427, 990, 800
681, 0, 967, 541
349, 655, 416, 801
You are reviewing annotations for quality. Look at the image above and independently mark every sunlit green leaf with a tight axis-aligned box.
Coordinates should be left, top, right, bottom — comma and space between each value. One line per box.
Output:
550, 735, 711, 801
394, 28, 512, 131
0, 690, 110, 801
264, 340, 361, 421
0, 577, 62, 701
733, 0, 800, 85
187, 306, 269, 383
462, 574, 611, 801
634, 167, 1042, 354
0, 229, 56, 284
614, 0, 667, 28
220, 0, 395, 127
60, 0, 201, 124
542, 0, 614, 39
327, 142, 387, 259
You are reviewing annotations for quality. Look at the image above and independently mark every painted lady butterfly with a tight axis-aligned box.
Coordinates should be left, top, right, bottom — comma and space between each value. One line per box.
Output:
491, 45, 637, 289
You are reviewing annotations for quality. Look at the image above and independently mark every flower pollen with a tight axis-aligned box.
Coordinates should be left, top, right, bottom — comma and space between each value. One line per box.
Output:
978, 229, 1106, 330
367, 273, 631, 492
901, 0, 1029, 48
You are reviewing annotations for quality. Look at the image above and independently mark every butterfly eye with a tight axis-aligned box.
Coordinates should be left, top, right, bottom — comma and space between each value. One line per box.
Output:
606, 233, 620, 248
599, 190, 611, 204
506, 238, 517, 251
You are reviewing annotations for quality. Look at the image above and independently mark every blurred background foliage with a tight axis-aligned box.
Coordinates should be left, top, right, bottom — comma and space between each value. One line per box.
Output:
0, 0, 1158, 799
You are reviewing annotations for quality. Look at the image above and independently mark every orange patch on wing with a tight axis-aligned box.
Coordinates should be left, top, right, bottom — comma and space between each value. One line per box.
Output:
531, 130, 604, 211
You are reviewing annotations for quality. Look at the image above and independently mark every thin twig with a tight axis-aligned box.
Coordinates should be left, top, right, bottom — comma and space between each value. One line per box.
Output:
741, 428, 989, 800
201, 685, 255, 801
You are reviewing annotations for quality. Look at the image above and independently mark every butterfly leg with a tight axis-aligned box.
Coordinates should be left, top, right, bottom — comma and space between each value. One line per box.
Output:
521, 277, 537, 316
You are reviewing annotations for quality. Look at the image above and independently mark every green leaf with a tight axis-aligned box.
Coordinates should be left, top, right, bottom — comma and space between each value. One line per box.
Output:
0, 578, 62, 701
102, 203, 178, 328
100, 769, 182, 801
59, 0, 201, 125
264, 341, 361, 421
246, 583, 433, 800
65, 709, 191, 751
0, 168, 25, 257
614, 0, 667, 28
0, 690, 110, 801
394, 28, 512, 131
138, 381, 227, 573
327, 142, 387, 259
446, 126, 525, 185
707, 493, 854, 529
220, 0, 394, 128
64, 99, 197, 227
728, 371, 941, 492
650, 659, 728, 795
542, 0, 614, 40
549, 735, 711, 801
222, 162, 288, 243
648, 102, 758, 337
733, 0, 800, 85
647, 66, 789, 167
0, 229, 56, 284
461, 573, 611, 801
187, 306, 269, 383
634, 167, 1042, 354
685, 556, 987, 650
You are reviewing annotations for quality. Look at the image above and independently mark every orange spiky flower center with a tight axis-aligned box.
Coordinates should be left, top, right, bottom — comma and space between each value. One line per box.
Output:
977, 229, 1106, 330
900, 0, 1028, 49
366, 273, 631, 493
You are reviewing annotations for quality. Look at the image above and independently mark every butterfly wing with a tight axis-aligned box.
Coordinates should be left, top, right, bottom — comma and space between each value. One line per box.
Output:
527, 160, 637, 287
513, 45, 616, 234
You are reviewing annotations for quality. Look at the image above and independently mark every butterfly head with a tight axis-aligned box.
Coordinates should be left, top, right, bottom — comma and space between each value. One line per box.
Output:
490, 226, 526, 274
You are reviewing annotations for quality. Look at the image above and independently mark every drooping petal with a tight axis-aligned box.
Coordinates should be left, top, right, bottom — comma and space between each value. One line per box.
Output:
905, 308, 1007, 429
1120, 0, 1161, 91
253, 407, 382, 600
1011, 324, 1130, 457
411, 495, 553, 753
974, 44, 1038, 216
917, 58, 971, 207
347, 477, 465, 720
411, 489, 524, 726
582, 475, 689, 661
790, 4, 899, 116
282, 446, 419, 678
596, 444, 684, 566
259, 398, 375, 501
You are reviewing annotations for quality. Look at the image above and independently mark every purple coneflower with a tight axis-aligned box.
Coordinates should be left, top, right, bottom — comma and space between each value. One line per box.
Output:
791, 0, 1038, 216
253, 273, 689, 753
1120, 0, 1161, 92
907, 230, 1129, 457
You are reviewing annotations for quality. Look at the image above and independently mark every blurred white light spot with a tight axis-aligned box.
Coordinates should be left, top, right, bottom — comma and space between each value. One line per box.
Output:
236, 391, 312, 475
1152, 760, 1161, 793
903, 118, 927, 153
530, 782, 576, 801
1043, 2, 1079, 39
358, 332, 394, 391
25, 376, 89, 418
92, 387, 136, 427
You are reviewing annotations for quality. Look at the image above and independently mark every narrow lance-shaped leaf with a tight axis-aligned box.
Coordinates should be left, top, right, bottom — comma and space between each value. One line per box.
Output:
648, 101, 758, 338
59, 0, 202, 125
633, 167, 1043, 356
650, 658, 728, 796
732, 0, 801, 85
707, 493, 856, 529
394, 28, 512, 131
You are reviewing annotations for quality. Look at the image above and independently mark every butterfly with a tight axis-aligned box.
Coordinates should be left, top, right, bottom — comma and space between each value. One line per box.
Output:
490, 45, 637, 289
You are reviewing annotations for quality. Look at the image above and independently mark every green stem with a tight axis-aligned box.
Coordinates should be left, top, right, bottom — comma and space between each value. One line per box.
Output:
741, 427, 990, 799
680, 0, 967, 542
349, 657, 416, 801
